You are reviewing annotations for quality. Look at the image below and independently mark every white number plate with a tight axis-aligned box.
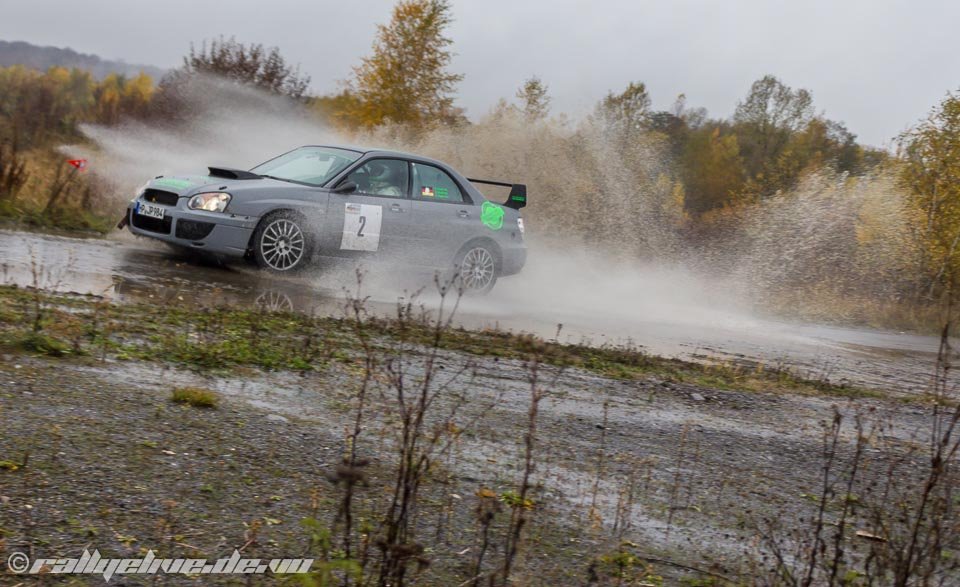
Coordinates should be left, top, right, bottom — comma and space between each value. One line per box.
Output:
137, 202, 164, 219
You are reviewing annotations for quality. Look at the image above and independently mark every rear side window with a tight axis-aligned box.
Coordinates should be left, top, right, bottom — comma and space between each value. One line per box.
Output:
411, 163, 465, 203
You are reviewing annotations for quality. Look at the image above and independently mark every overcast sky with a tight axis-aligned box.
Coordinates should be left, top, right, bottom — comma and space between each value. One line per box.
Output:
2, 0, 957, 147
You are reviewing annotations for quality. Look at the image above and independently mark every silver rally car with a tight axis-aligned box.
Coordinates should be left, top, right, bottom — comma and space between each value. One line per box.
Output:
121, 145, 527, 292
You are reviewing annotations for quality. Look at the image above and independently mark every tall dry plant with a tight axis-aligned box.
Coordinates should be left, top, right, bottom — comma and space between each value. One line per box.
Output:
0, 131, 28, 200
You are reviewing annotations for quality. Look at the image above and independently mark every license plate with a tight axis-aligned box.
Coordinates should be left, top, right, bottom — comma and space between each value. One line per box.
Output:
137, 202, 164, 219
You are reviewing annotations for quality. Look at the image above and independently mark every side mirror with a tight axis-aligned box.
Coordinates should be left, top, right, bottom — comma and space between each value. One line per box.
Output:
333, 181, 357, 194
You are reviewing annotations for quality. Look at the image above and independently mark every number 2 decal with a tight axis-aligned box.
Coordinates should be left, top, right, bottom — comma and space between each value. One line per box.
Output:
340, 204, 382, 251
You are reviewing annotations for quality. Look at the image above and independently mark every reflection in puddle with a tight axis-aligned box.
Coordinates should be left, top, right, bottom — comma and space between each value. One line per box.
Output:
0, 229, 487, 361
254, 289, 295, 313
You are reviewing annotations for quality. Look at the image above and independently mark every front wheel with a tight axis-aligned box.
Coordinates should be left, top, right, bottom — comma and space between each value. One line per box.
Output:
253, 213, 312, 273
454, 243, 499, 295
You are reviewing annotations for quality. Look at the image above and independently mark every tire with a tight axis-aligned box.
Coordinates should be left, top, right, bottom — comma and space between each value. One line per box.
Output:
253, 212, 313, 273
453, 241, 499, 295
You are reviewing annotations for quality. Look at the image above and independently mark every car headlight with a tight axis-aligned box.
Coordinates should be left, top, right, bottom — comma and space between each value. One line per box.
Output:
188, 192, 231, 212
517, 217, 525, 234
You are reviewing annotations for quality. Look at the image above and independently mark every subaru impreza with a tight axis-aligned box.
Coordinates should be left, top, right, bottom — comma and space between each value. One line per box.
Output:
121, 145, 527, 293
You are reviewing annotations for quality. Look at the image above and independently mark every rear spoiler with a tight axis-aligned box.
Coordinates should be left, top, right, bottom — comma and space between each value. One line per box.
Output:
467, 178, 527, 210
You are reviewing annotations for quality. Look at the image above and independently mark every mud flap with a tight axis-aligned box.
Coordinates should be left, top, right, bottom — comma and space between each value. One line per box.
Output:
116, 212, 129, 230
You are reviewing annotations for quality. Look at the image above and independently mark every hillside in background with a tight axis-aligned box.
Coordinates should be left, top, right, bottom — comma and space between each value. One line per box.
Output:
0, 39, 165, 80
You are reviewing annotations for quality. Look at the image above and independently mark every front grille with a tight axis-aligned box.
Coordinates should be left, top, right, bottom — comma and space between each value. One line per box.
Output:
175, 219, 215, 240
131, 209, 172, 234
142, 189, 180, 206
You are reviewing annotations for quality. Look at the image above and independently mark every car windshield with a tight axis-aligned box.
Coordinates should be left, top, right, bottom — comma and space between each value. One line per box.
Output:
251, 146, 361, 186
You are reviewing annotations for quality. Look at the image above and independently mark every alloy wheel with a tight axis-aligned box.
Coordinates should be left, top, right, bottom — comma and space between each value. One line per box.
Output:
459, 247, 496, 291
260, 218, 305, 271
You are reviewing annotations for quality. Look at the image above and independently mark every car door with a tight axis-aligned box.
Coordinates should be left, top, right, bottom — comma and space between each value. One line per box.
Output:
408, 162, 478, 267
323, 158, 413, 259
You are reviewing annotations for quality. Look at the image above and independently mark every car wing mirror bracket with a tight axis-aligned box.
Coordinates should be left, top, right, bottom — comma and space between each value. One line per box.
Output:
333, 181, 358, 194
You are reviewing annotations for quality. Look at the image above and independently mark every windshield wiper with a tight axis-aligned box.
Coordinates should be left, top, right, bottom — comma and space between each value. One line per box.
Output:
260, 174, 298, 184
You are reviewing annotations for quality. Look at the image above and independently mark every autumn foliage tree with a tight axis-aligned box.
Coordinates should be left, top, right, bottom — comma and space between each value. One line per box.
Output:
899, 91, 960, 298
624, 75, 881, 216
0, 65, 154, 145
516, 76, 551, 122
0, 64, 155, 229
93, 72, 153, 125
681, 125, 745, 214
728, 75, 872, 204
733, 74, 815, 185
182, 37, 310, 99
150, 37, 310, 122
349, 0, 464, 128
310, 90, 365, 132
595, 81, 652, 143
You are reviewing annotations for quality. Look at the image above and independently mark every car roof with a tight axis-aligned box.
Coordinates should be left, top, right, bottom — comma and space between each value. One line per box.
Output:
302, 145, 451, 168
299, 144, 490, 203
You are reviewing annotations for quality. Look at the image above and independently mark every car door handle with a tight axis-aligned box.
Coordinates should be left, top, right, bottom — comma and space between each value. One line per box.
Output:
458, 210, 469, 218
390, 204, 405, 213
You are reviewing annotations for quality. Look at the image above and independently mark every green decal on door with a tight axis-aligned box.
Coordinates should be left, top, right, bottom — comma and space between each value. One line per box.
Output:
481, 201, 504, 230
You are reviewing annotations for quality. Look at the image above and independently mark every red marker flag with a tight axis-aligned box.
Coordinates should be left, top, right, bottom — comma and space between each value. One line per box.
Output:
67, 159, 87, 171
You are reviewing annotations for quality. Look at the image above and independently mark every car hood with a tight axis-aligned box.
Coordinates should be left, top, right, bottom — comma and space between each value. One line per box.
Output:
147, 175, 222, 196
145, 174, 304, 198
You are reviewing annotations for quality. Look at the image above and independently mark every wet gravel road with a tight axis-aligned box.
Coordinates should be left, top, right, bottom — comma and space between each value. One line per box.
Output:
1, 227, 952, 583
0, 228, 945, 395
0, 330, 936, 583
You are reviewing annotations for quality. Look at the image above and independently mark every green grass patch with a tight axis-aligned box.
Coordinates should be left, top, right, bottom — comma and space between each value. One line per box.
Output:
0, 460, 21, 472
360, 317, 876, 399
171, 386, 220, 408
12, 331, 72, 356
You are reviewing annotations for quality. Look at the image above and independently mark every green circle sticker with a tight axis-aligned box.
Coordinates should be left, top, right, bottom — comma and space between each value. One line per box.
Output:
481, 201, 504, 230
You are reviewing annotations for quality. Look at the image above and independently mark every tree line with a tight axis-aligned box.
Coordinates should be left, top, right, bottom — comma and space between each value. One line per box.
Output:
0, 65, 153, 146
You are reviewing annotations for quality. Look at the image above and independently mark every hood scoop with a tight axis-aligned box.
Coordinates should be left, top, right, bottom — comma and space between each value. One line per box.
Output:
208, 166, 262, 180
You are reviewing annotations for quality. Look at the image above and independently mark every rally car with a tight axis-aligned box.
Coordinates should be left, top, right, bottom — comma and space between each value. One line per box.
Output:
120, 145, 527, 293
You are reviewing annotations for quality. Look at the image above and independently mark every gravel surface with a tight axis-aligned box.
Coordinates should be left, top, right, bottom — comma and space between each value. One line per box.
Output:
0, 336, 940, 584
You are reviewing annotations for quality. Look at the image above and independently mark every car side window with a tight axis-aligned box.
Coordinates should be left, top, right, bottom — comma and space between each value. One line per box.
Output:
342, 159, 409, 198
411, 163, 465, 203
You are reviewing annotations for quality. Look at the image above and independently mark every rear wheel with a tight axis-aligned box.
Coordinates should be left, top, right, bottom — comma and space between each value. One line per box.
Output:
253, 213, 312, 273
454, 242, 499, 294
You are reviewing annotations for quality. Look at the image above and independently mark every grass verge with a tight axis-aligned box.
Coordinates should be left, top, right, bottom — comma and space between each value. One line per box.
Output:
0, 284, 881, 399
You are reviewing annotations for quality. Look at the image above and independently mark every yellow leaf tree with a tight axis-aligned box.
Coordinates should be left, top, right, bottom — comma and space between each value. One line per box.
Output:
899, 91, 960, 298
350, 0, 464, 128
681, 125, 745, 214
515, 76, 550, 122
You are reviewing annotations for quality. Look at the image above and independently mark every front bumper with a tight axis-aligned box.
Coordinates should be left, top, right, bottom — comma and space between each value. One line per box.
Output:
125, 199, 259, 258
